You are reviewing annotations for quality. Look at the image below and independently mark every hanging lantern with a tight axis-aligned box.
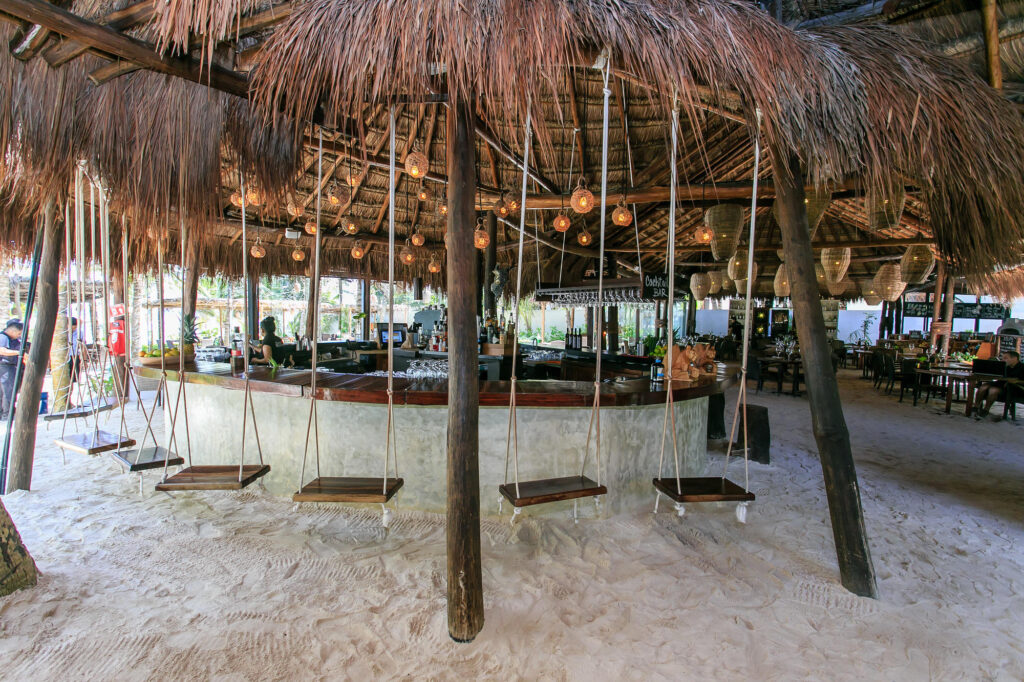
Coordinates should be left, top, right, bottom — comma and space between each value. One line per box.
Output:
707, 269, 723, 295
250, 242, 266, 259
493, 196, 510, 218
344, 164, 366, 187
577, 227, 593, 246
719, 269, 734, 292
473, 219, 490, 250
417, 183, 432, 202
286, 198, 303, 218
570, 179, 594, 214
820, 247, 851, 283
304, 220, 318, 235
438, 201, 448, 217
291, 247, 306, 262
863, 294, 882, 306
826, 276, 851, 298
350, 242, 366, 259
506, 193, 520, 213
410, 229, 425, 247
706, 204, 743, 261
859, 279, 879, 299
405, 150, 429, 178
776, 248, 786, 262
400, 240, 415, 265
815, 263, 826, 286
327, 182, 349, 207
874, 263, 906, 302
553, 212, 571, 233
695, 225, 713, 244
727, 251, 758, 282
245, 187, 262, 206
342, 215, 359, 235
428, 255, 442, 273
690, 272, 711, 301
612, 199, 632, 227
773, 264, 791, 298
900, 245, 935, 284
774, 188, 832, 239
229, 192, 243, 208
866, 185, 906, 232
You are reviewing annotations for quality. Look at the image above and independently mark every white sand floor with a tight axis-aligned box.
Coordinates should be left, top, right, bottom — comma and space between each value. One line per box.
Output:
1, 369, 1022, 680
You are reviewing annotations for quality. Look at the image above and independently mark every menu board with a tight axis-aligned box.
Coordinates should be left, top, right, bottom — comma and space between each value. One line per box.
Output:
903, 301, 1008, 320
642, 272, 669, 300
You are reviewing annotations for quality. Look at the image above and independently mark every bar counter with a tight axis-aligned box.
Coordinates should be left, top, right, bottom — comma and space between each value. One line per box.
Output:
136, 362, 739, 514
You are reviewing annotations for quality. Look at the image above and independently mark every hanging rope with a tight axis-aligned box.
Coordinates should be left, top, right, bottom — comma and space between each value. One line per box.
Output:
721, 110, 761, 495
299, 127, 325, 491
579, 61, 613, 488
237, 171, 265, 482
382, 105, 399, 494
558, 127, 579, 288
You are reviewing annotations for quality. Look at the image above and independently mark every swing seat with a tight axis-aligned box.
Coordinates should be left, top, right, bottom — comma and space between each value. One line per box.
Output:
652, 477, 755, 503
109, 446, 184, 472
43, 398, 117, 421
293, 476, 403, 504
499, 475, 606, 508
54, 430, 135, 456
156, 464, 270, 491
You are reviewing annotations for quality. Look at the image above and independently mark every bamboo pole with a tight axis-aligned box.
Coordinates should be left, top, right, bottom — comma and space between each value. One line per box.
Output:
982, 0, 1004, 90
929, 261, 945, 348
446, 96, 484, 643
772, 148, 878, 598
940, 270, 956, 355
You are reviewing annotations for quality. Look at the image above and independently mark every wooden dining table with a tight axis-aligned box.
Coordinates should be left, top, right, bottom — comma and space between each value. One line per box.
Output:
759, 356, 803, 396
915, 367, 1007, 416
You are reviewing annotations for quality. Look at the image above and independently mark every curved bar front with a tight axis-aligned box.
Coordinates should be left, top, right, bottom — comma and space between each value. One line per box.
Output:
137, 363, 738, 515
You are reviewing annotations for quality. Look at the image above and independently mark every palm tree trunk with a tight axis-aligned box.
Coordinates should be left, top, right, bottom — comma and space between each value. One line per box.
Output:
0, 497, 36, 596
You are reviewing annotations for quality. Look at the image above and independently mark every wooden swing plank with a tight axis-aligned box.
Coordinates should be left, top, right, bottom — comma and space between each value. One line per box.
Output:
109, 446, 184, 472
43, 398, 117, 421
54, 430, 135, 455
652, 477, 755, 503
155, 464, 270, 491
293, 476, 404, 503
499, 475, 607, 507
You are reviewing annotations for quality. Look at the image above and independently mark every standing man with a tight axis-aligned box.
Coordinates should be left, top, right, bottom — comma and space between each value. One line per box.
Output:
67, 317, 85, 407
0, 319, 24, 420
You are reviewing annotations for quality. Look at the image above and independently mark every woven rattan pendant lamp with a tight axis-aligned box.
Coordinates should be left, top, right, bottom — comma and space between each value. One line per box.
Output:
706, 204, 743, 261
727, 250, 758, 282
866, 185, 906, 232
707, 269, 723, 295
900, 245, 935, 284
820, 247, 851, 283
859, 278, 880, 305
774, 187, 831, 240
690, 272, 711, 301
826, 276, 851, 298
773, 264, 790, 298
874, 263, 907, 302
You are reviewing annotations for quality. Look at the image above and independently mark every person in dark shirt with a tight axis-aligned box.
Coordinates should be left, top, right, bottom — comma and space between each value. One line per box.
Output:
250, 316, 284, 366
976, 350, 1024, 417
0, 319, 24, 420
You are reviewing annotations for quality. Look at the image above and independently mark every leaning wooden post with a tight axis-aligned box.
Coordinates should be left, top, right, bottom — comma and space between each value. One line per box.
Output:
772, 149, 878, 598
8, 201, 62, 493
446, 96, 484, 641
940, 269, 955, 356
929, 261, 945, 348
182, 230, 201, 321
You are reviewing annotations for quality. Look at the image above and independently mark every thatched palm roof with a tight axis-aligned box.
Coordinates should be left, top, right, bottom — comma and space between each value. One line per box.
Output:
0, 0, 1022, 300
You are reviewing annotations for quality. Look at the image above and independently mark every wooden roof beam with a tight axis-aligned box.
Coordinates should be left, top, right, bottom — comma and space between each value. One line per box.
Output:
0, 0, 248, 98
43, 0, 154, 67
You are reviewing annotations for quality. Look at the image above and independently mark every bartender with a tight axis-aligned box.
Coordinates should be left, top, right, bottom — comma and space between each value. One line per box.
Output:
0, 319, 24, 420
250, 316, 285, 366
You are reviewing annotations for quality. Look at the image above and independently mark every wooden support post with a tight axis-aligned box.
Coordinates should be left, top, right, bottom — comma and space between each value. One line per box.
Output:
878, 301, 889, 339
7, 202, 61, 493
445, 97, 484, 642
483, 213, 497, 320
940, 270, 956, 355
685, 295, 697, 337
360, 277, 371, 341
246, 269, 259, 339
182, 232, 200, 322
982, 0, 1004, 90
771, 149, 878, 598
929, 261, 945, 348
585, 306, 594, 349
607, 258, 619, 353
304, 260, 317, 340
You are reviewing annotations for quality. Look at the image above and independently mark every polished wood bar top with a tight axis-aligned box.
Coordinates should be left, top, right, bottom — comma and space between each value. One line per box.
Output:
134, 361, 738, 407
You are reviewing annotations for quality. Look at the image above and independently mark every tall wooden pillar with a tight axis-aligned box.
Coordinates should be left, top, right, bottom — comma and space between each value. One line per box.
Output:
483, 213, 497, 320
304, 260, 317, 340
361, 277, 371, 340
585, 306, 594, 349
607, 259, 619, 353
929, 261, 945, 348
771, 149, 877, 598
445, 97, 484, 642
8, 202, 62, 493
940, 270, 955, 355
182, 232, 200, 322
245, 269, 259, 338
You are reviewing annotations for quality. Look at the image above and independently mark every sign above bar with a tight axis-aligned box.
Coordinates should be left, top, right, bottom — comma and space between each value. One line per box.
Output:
904, 301, 1009, 320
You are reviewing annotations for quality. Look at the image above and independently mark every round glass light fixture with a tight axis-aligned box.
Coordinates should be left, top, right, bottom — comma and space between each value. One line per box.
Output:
612, 199, 633, 227
400, 240, 416, 265
350, 242, 366, 259
577, 227, 593, 246
570, 179, 594, 214
342, 215, 359, 235
438, 202, 448, 217
417, 183, 432, 202
553, 213, 571, 233
493, 196, 510, 218
473, 219, 490, 250
410, 230, 425, 247
286, 198, 303, 218
405, 150, 429, 179
428, 255, 442, 274
250, 243, 266, 259
304, 220, 318, 235
291, 247, 305, 262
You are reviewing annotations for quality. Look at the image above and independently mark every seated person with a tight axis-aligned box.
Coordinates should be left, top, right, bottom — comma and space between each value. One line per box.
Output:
975, 350, 1024, 416
250, 316, 285, 366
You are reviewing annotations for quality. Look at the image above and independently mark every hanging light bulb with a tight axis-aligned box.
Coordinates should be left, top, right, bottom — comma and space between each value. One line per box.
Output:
493, 196, 510, 218
229, 192, 243, 208
405, 150, 429, 178
400, 240, 416, 265
417, 183, 432, 202
342, 215, 359, 235
473, 219, 490, 250
577, 227, 593, 246
286, 198, 303, 218
428, 255, 442, 273
410, 229, 426, 247
291, 247, 306, 262
553, 212, 571, 233
250, 242, 266, 259
612, 199, 632, 227
350, 241, 366, 259
505, 191, 520, 214
696, 225, 714, 244
326, 182, 349, 207
438, 202, 448, 217
245, 186, 262, 206
304, 220, 318, 235
570, 179, 594, 214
